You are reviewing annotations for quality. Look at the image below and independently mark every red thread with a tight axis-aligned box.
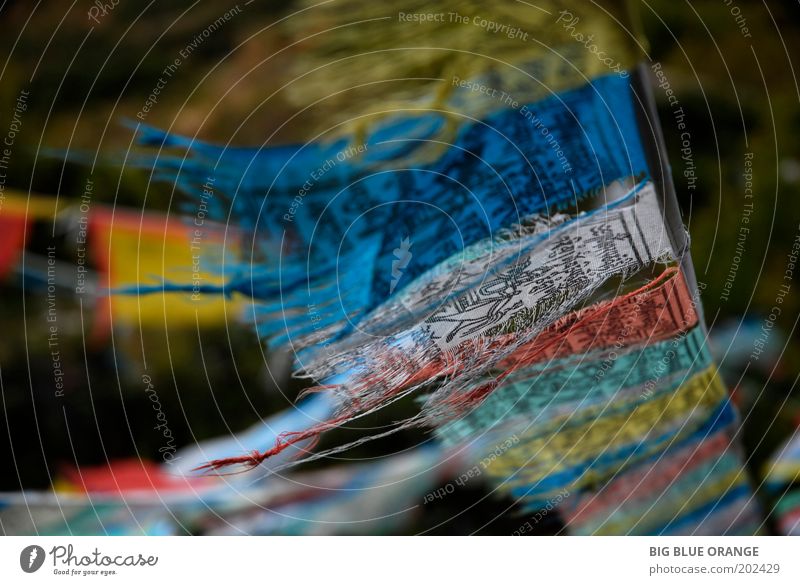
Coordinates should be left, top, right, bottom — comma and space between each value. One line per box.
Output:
200, 267, 696, 471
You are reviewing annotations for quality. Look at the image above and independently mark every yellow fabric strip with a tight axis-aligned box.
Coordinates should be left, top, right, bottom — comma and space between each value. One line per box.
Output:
485, 366, 727, 489
0, 190, 65, 220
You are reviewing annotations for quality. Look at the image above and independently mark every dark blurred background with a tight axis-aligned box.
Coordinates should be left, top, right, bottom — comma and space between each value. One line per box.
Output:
0, 0, 798, 533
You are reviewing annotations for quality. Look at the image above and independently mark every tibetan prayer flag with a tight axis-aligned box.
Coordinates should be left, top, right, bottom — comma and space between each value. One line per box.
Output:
89, 206, 244, 334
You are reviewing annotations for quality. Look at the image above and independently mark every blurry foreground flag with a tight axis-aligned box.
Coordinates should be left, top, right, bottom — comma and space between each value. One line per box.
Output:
0, 191, 64, 279
0, 213, 27, 279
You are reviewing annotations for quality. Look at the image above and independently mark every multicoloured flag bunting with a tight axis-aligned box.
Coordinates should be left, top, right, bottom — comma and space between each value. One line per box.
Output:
30, 1, 765, 535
